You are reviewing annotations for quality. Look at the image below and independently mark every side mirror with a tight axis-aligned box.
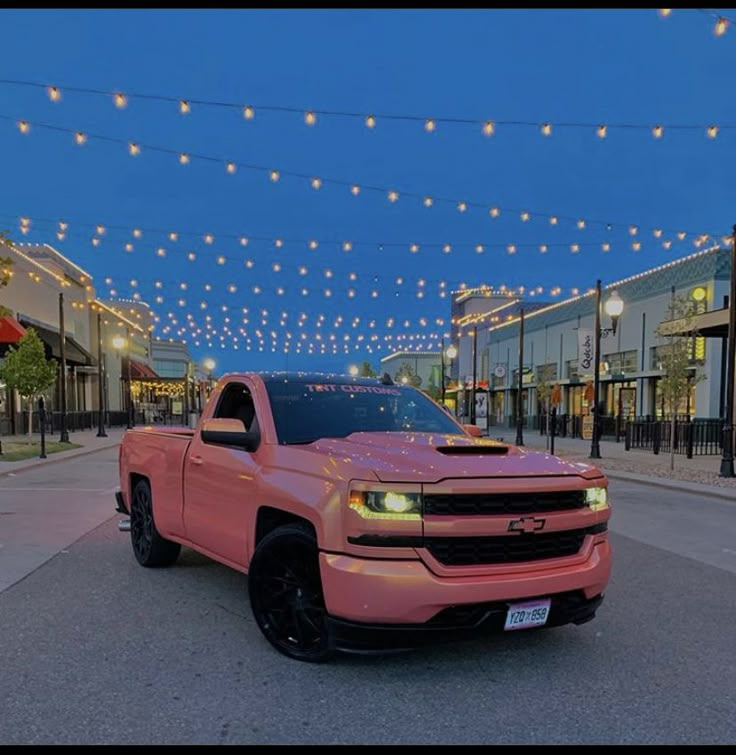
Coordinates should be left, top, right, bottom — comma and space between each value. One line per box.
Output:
200, 417, 260, 452
463, 424, 483, 438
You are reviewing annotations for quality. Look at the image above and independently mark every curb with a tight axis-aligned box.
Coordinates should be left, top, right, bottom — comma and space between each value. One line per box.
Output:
602, 469, 736, 503
0, 440, 121, 478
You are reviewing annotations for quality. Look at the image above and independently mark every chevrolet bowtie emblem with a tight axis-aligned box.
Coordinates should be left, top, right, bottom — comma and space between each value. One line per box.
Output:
508, 516, 546, 534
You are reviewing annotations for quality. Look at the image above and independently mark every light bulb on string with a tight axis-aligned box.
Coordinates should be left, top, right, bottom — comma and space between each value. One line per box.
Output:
128, 142, 141, 156
226, 161, 237, 174
311, 177, 322, 190
243, 105, 255, 120
457, 202, 467, 213
541, 122, 552, 136
114, 92, 127, 109
424, 118, 436, 133
17, 120, 30, 134
342, 241, 352, 252
74, 131, 87, 145
388, 190, 399, 203
240, 236, 248, 246
270, 170, 280, 182
652, 125, 664, 139
489, 207, 500, 218
179, 99, 191, 114
47, 86, 62, 102
708, 125, 719, 139
597, 124, 607, 139
365, 114, 376, 129
304, 110, 317, 126
715, 17, 728, 36
482, 120, 495, 136
350, 184, 361, 196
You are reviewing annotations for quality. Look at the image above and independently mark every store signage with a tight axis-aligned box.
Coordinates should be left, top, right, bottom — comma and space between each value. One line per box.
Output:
578, 328, 595, 375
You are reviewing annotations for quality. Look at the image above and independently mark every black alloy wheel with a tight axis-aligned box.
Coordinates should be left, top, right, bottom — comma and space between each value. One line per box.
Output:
248, 523, 333, 662
129, 479, 181, 568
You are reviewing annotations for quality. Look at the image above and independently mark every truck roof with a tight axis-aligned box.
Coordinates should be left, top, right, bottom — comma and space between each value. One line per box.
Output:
226, 371, 399, 386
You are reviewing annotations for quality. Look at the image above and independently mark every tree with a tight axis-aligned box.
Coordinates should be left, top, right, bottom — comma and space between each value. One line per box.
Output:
359, 361, 377, 377
394, 362, 422, 388
535, 364, 557, 450
0, 328, 57, 441
655, 295, 706, 471
0, 230, 14, 317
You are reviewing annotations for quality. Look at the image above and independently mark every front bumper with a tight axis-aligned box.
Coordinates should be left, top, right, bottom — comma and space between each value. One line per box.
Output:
319, 539, 611, 626
328, 591, 604, 653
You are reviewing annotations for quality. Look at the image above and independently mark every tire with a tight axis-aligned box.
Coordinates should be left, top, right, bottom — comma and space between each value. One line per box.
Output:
129, 479, 181, 568
248, 522, 333, 663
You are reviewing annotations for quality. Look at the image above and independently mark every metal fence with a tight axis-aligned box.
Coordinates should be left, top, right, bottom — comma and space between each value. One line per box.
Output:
625, 417, 724, 457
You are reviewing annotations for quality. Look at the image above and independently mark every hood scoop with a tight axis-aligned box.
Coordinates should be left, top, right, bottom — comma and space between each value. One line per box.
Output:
435, 445, 509, 456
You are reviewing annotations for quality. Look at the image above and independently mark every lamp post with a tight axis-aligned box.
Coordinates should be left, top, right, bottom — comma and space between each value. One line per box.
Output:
58, 292, 69, 443
96, 311, 107, 438
590, 282, 624, 459
470, 326, 478, 425
443, 343, 458, 409
203, 358, 216, 397
516, 308, 525, 446
719, 225, 736, 477
112, 329, 133, 430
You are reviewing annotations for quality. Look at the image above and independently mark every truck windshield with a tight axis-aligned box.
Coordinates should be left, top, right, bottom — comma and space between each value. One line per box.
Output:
264, 379, 465, 445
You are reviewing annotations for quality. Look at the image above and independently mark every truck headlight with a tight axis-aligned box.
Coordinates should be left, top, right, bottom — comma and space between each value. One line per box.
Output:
348, 490, 422, 520
585, 486, 609, 511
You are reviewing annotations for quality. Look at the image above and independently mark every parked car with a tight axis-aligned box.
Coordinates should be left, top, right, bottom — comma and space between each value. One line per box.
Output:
116, 372, 611, 662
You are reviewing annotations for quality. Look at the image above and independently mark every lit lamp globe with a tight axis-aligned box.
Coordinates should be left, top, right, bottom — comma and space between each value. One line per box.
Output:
445, 344, 458, 360
348, 365, 359, 377
604, 289, 624, 334
112, 335, 126, 350
203, 358, 216, 373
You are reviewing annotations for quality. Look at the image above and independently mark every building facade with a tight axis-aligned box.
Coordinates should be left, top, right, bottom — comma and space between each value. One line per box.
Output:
458, 247, 729, 432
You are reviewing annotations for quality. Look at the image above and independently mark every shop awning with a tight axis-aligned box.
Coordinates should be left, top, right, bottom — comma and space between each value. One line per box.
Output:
18, 319, 95, 366
0, 316, 25, 344
130, 359, 159, 379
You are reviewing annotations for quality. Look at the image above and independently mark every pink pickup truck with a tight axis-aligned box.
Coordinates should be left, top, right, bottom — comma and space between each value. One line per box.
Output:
116, 372, 611, 662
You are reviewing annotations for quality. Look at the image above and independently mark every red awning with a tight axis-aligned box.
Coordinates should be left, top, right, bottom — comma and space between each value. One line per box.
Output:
130, 359, 159, 379
0, 316, 25, 344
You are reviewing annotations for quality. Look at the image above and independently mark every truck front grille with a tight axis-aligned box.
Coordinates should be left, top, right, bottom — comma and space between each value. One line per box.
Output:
424, 524, 605, 566
423, 490, 587, 516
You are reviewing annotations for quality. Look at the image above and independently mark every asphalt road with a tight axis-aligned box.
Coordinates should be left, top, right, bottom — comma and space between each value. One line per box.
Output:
1, 449, 735, 744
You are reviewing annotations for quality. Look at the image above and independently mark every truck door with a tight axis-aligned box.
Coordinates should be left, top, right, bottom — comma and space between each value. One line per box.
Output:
182, 380, 260, 568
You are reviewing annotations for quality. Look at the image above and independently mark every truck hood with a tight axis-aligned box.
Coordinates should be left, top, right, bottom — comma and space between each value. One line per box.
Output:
308, 432, 601, 483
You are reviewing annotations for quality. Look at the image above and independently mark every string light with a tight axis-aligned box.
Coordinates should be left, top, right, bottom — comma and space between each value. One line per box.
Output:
550, 216, 558, 225
243, 105, 255, 120
350, 184, 361, 196
652, 125, 664, 139
541, 123, 552, 136
457, 202, 467, 213
270, 170, 280, 182
179, 152, 190, 164
521, 212, 530, 222
365, 114, 376, 129
179, 99, 191, 115
304, 110, 317, 126
489, 207, 500, 218
715, 17, 728, 36
597, 124, 607, 139
311, 177, 322, 190
74, 131, 87, 145
424, 118, 436, 133
47, 86, 61, 103
128, 142, 141, 156
388, 190, 399, 203
17, 120, 30, 134
226, 161, 236, 174
577, 219, 586, 229
114, 92, 127, 109
707, 125, 719, 139
482, 120, 495, 136
659, 9, 671, 17
342, 241, 352, 252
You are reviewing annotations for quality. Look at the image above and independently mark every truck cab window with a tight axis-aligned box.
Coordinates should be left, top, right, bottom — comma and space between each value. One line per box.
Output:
214, 383, 258, 432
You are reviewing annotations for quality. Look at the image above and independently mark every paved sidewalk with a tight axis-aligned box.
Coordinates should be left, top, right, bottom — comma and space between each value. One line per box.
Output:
0, 428, 126, 477
516, 431, 736, 498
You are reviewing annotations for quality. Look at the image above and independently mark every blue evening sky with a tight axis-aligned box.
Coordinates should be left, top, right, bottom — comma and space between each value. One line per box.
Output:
0, 8, 734, 373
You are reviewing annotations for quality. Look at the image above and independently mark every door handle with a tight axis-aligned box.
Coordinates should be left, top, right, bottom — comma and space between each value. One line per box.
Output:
190, 455, 204, 466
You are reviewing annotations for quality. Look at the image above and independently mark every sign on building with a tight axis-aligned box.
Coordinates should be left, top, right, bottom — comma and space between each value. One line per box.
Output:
577, 328, 595, 376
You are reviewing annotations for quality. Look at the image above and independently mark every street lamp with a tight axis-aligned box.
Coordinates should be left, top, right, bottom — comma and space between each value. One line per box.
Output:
441, 342, 458, 406
590, 282, 625, 459
203, 358, 216, 397
112, 331, 132, 429
348, 364, 359, 377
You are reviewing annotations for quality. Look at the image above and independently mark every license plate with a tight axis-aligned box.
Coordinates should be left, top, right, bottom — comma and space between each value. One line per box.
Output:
504, 598, 551, 631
